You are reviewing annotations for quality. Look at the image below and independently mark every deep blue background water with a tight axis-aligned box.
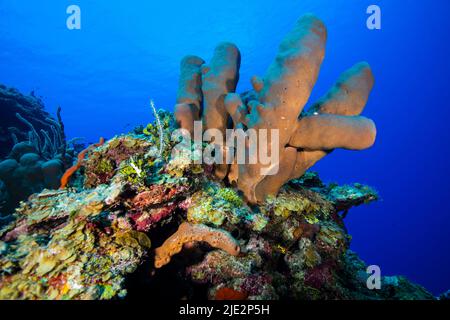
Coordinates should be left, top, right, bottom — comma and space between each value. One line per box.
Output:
1, 0, 449, 294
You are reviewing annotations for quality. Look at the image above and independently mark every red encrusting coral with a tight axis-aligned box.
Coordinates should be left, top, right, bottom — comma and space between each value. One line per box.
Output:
59, 137, 105, 189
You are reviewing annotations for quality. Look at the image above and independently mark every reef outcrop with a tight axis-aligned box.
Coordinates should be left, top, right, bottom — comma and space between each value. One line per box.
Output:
175, 15, 376, 203
0, 110, 436, 300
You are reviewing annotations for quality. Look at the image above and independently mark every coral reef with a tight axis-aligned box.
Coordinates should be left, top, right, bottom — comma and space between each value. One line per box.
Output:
0, 185, 150, 299
175, 15, 376, 203
0, 15, 442, 301
0, 142, 67, 214
0, 85, 55, 158
0, 85, 78, 218
0, 110, 437, 300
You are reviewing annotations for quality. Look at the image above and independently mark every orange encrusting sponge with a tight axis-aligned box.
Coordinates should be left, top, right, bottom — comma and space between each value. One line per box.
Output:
154, 222, 240, 268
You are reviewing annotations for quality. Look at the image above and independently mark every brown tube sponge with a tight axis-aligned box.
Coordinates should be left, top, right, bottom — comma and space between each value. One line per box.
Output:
174, 56, 205, 134
310, 62, 374, 116
288, 62, 376, 181
154, 222, 240, 268
253, 147, 298, 202
176, 55, 205, 109
201, 42, 241, 133
174, 103, 199, 135
201, 43, 241, 179
289, 150, 328, 180
237, 15, 327, 203
256, 15, 327, 119
171, 14, 377, 204
224, 93, 247, 128
289, 115, 376, 151
224, 93, 248, 184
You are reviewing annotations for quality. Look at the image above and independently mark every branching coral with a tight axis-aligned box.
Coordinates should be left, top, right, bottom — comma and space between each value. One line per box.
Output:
175, 15, 376, 203
154, 222, 240, 268
15, 110, 67, 161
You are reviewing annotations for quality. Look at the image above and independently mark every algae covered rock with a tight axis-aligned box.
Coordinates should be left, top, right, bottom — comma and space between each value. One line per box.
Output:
0, 185, 151, 299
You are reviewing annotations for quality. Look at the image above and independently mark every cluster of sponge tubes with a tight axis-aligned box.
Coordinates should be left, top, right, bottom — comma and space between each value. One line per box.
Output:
175, 14, 376, 204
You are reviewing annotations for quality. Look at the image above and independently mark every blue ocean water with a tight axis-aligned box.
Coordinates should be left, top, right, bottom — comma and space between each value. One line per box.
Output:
0, 0, 449, 294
